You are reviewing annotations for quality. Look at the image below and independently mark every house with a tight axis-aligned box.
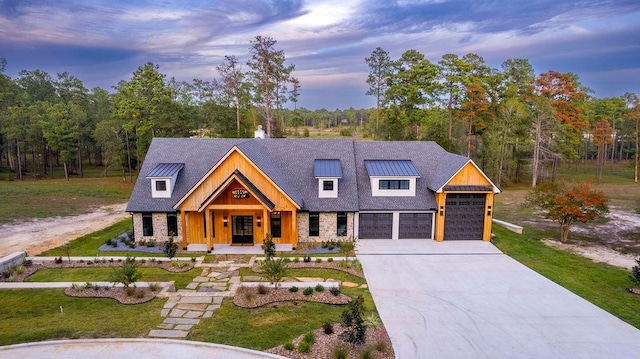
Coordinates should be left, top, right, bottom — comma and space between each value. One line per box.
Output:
125, 135, 500, 250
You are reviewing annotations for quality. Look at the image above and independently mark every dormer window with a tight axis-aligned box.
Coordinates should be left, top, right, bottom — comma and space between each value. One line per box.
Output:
147, 163, 184, 199
314, 159, 342, 199
365, 160, 420, 197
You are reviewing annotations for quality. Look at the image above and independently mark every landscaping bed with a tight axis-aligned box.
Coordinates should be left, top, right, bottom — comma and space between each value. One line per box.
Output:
41, 258, 195, 272
64, 285, 159, 304
252, 260, 364, 278
266, 324, 394, 359
233, 286, 351, 308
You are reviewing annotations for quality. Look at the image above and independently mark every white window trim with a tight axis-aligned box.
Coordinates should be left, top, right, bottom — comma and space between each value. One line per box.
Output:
151, 177, 171, 198
318, 178, 338, 198
370, 176, 417, 197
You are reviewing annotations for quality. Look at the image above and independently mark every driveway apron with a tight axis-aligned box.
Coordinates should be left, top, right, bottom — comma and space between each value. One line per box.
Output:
357, 240, 640, 358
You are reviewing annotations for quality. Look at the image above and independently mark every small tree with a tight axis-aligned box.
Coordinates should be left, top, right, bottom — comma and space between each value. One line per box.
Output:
163, 232, 178, 259
109, 256, 141, 288
630, 258, 640, 287
338, 236, 357, 261
525, 182, 609, 242
261, 233, 276, 260
339, 294, 367, 345
259, 257, 288, 289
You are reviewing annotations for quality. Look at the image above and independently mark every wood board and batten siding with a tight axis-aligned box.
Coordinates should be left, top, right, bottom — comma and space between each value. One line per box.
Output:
434, 161, 495, 242
176, 147, 299, 249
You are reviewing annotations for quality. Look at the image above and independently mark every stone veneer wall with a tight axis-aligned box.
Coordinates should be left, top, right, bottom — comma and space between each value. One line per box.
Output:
297, 211, 354, 243
132, 212, 182, 243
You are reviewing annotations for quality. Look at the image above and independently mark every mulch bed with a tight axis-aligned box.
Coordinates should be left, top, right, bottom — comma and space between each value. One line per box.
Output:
252, 260, 365, 278
64, 286, 158, 304
266, 324, 394, 359
0, 263, 40, 282
233, 286, 352, 308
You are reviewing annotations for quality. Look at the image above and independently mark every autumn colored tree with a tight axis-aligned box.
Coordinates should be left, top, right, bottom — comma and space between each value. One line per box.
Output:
590, 119, 614, 183
457, 83, 492, 157
525, 182, 608, 242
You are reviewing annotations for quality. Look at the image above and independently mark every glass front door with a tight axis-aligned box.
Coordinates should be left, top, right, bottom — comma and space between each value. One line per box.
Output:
232, 216, 254, 244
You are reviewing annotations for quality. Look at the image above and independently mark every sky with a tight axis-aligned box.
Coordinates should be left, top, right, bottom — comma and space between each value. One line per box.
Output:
1, 0, 639, 110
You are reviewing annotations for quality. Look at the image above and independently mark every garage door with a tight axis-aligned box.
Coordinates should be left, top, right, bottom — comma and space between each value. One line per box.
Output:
444, 194, 486, 240
399, 213, 433, 239
358, 213, 393, 239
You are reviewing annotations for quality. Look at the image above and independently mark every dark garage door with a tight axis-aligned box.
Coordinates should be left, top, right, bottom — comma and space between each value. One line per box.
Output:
399, 213, 433, 239
359, 213, 393, 239
444, 194, 486, 240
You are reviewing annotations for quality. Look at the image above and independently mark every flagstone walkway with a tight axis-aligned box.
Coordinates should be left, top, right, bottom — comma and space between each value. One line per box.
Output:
148, 260, 254, 339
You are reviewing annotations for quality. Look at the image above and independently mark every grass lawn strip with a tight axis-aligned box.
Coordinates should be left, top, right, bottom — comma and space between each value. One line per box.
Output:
492, 225, 640, 329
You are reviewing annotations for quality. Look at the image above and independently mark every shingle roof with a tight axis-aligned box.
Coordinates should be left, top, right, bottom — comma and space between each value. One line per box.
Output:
146, 163, 184, 178
314, 159, 343, 178
127, 138, 488, 214
364, 160, 420, 177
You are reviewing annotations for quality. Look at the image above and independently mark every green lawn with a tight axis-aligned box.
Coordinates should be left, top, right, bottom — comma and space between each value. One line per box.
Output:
492, 225, 640, 329
25, 267, 201, 289
0, 175, 133, 224
189, 269, 376, 350
0, 289, 164, 346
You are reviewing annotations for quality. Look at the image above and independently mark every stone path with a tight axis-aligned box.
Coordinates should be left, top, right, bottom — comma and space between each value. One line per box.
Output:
148, 261, 246, 339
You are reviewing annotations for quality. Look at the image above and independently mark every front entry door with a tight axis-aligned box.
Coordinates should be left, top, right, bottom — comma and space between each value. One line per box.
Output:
232, 216, 254, 245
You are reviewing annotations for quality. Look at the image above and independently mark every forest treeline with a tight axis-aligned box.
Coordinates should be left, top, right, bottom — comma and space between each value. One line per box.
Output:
0, 37, 639, 186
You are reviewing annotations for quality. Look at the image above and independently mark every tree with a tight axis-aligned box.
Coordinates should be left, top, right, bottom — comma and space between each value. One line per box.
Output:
365, 47, 392, 133
247, 36, 295, 137
339, 294, 367, 344
527, 96, 558, 187
163, 234, 179, 259
630, 258, 640, 287
525, 182, 608, 242
109, 256, 141, 288
591, 119, 614, 183
259, 257, 288, 289
217, 55, 246, 136
623, 93, 640, 182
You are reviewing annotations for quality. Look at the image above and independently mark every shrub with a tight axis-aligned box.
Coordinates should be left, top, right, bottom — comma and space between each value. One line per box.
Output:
259, 257, 289, 289
359, 346, 373, 359
109, 256, 141, 288
329, 287, 341, 296
146, 239, 156, 247
7, 275, 15, 282
71, 283, 82, 291
372, 340, 387, 353
283, 341, 294, 351
149, 283, 161, 292
339, 295, 366, 345
257, 284, 269, 295
135, 289, 146, 298
163, 234, 179, 259
191, 257, 197, 262
109, 258, 114, 263
293, 257, 300, 263
364, 312, 382, 329
331, 344, 348, 359
303, 256, 311, 263
303, 287, 313, 296
22, 259, 33, 267
140, 259, 146, 264
125, 287, 137, 296
338, 236, 357, 260
298, 340, 311, 353
315, 258, 322, 263
261, 233, 276, 260
303, 332, 315, 344
55, 257, 63, 264
328, 257, 334, 262
315, 284, 324, 292
111, 240, 118, 247
323, 322, 334, 335
2, 269, 11, 278
630, 258, 640, 286
289, 286, 299, 293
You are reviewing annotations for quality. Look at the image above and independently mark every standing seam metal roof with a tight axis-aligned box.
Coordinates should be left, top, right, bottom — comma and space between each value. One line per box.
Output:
146, 163, 184, 178
314, 159, 343, 178
364, 160, 420, 177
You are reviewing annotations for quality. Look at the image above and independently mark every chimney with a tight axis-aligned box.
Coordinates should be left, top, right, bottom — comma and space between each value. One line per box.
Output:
254, 125, 266, 139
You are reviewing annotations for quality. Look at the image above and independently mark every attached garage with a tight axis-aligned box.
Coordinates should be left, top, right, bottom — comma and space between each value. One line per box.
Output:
358, 213, 393, 239
399, 213, 433, 239
443, 193, 486, 240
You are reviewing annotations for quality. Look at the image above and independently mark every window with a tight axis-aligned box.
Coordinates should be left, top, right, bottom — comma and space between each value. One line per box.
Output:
309, 212, 320, 237
155, 180, 167, 191
167, 213, 177, 236
379, 179, 410, 190
142, 213, 153, 236
337, 212, 347, 236
271, 212, 281, 238
323, 180, 334, 191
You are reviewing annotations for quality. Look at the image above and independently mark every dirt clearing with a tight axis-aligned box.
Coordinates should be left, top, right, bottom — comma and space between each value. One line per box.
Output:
0, 203, 129, 257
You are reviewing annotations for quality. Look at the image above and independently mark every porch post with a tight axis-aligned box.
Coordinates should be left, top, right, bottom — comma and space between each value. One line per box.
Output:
205, 208, 213, 250
291, 210, 298, 249
180, 210, 187, 249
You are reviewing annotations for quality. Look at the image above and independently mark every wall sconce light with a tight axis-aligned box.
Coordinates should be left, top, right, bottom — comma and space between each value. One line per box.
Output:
223, 216, 228, 227
439, 206, 444, 216
487, 206, 492, 216
257, 217, 261, 227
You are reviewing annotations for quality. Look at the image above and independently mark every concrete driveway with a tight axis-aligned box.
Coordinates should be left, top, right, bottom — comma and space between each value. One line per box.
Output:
357, 240, 640, 358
